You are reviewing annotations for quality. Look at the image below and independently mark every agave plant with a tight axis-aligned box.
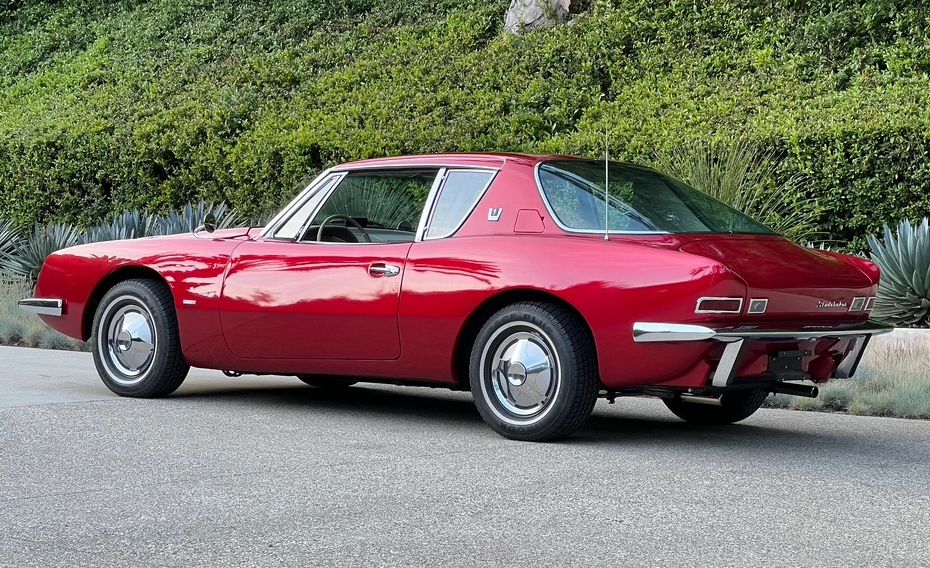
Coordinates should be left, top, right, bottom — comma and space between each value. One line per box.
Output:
322, 178, 422, 230
85, 210, 157, 243
153, 201, 240, 235
0, 221, 18, 265
0, 222, 83, 282
868, 218, 930, 328
652, 138, 822, 242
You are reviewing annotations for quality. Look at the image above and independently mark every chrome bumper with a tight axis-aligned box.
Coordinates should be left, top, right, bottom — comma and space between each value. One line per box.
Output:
18, 298, 64, 317
633, 320, 893, 387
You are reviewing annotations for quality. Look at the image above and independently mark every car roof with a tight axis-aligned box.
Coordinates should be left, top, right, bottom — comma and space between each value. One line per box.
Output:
335, 152, 579, 170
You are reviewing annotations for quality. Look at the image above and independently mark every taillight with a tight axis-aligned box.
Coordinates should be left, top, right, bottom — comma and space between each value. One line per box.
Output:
695, 297, 743, 314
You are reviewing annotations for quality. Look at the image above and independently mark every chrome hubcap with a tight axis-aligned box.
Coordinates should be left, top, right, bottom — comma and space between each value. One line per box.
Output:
100, 297, 157, 385
484, 324, 559, 421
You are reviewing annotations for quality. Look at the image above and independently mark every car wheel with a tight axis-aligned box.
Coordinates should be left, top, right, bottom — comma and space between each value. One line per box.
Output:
469, 302, 599, 442
297, 375, 358, 388
663, 388, 768, 425
91, 278, 190, 397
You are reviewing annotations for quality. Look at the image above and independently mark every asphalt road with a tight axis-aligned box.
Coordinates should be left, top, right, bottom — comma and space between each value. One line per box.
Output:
1, 346, 928, 567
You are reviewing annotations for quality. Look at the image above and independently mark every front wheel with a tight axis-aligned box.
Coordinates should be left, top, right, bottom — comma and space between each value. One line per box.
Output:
91, 279, 190, 397
469, 302, 599, 442
663, 388, 768, 425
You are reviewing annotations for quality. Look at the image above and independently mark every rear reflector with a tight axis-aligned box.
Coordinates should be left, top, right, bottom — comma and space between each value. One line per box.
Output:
695, 297, 743, 314
747, 298, 768, 314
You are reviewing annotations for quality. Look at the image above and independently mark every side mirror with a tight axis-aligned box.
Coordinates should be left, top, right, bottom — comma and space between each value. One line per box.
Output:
197, 213, 217, 234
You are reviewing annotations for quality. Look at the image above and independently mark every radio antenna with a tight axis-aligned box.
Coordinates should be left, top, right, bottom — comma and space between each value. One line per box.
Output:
604, 127, 610, 241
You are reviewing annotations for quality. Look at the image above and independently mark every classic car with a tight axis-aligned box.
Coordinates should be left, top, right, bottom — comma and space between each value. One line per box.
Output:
21, 153, 891, 441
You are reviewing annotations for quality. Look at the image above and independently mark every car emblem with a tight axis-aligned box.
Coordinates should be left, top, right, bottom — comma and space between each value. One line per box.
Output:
817, 300, 849, 309
488, 208, 503, 222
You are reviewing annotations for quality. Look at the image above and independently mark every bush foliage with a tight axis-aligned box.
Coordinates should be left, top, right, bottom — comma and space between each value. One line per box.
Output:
1, 0, 929, 249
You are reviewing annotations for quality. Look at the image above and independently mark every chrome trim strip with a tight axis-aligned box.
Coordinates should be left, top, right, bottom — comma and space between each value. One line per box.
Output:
633, 320, 893, 343
19, 298, 64, 317
632, 319, 893, 383
694, 296, 744, 314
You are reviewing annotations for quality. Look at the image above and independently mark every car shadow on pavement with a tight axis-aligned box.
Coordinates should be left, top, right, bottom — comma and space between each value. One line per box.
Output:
168, 382, 878, 455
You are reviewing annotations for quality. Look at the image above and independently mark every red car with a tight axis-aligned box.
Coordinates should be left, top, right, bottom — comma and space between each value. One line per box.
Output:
21, 153, 890, 441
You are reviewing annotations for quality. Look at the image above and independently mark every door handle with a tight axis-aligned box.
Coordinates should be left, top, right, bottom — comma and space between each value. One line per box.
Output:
368, 263, 400, 277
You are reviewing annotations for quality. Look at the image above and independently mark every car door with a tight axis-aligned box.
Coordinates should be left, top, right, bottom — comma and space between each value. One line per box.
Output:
219, 168, 440, 360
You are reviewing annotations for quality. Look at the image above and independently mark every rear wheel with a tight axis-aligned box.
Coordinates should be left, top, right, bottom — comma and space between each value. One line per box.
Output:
663, 388, 768, 425
297, 375, 358, 388
469, 302, 598, 442
91, 279, 189, 397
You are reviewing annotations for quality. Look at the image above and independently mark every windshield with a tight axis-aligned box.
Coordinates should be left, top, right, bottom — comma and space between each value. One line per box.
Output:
537, 160, 777, 235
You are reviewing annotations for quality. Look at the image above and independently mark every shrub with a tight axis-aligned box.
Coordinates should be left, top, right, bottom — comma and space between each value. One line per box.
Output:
0, 0, 929, 247
651, 139, 822, 242
868, 218, 930, 327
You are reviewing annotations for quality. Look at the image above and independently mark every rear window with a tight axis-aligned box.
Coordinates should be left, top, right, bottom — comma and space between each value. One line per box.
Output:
537, 160, 777, 235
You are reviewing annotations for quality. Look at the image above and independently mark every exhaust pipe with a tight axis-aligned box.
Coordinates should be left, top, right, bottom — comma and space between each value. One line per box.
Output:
680, 393, 722, 406
770, 382, 819, 398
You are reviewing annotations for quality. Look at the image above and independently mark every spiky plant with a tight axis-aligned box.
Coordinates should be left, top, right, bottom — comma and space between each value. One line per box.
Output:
0, 222, 82, 282
652, 139, 822, 242
0, 221, 18, 265
322, 178, 423, 230
868, 218, 930, 327
154, 201, 240, 235
85, 210, 156, 243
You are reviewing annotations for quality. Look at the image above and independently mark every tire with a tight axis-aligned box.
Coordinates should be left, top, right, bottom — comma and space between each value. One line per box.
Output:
663, 388, 768, 425
91, 278, 190, 397
469, 302, 599, 442
297, 375, 358, 388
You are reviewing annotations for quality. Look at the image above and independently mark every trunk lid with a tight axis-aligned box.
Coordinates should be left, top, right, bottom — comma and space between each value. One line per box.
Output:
676, 235, 874, 321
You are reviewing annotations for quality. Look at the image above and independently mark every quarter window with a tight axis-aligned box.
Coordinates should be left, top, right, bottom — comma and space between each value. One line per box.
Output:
273, 175, 341, 240
425, 170, 495, 239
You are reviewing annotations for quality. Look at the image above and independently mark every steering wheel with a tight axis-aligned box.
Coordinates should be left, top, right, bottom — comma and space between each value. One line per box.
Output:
316, 214, 373, 243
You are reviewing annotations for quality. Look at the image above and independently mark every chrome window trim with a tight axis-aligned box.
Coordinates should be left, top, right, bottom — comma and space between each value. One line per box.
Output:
694, 296, 744, 315
261, 169, 339, 238
422, 168, 499, 241
293, 167, 444, 246
533, 161, 671, 236
415, 168, 448, 242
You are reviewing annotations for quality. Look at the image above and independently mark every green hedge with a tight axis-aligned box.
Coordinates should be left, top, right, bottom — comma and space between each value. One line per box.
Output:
1, 0, 929, 250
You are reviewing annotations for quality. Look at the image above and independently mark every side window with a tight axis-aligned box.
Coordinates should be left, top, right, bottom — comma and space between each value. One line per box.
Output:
304, 169, 438, 243
424, 170, 495, 239
273, 175, 341, 240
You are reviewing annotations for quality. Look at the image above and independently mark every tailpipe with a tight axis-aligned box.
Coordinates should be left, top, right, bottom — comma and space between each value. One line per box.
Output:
680, 393, 722, 406
770, 382, 819, 398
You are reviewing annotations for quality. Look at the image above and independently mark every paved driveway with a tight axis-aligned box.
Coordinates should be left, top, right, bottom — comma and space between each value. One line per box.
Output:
1, 346, 928, 567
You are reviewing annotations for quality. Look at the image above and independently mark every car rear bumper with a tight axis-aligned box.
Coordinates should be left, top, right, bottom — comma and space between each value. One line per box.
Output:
18, 298, 64, 317
632, 320, 893, 387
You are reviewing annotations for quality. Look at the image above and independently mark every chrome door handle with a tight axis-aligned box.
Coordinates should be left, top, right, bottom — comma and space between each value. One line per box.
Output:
368, 263, 400, 277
